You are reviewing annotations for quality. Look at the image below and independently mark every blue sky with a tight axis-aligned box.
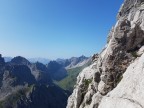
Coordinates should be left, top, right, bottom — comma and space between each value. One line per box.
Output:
0, 0, 123, 59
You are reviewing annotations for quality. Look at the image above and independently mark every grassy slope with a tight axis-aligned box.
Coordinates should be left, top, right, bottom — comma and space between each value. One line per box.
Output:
54, 61, 91, 92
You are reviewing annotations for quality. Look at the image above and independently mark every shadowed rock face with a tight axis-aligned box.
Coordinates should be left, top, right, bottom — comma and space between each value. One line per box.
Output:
0, 85, 70, 108
10, 65, 36, 85
67, 0, 144, 108
47, 61, 68, 81
30, 62, 52, 84
0, 55, 70, 108
0, 54, 5, 67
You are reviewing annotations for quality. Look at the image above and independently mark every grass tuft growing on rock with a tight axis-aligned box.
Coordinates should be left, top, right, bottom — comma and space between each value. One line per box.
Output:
84, 79, 93, 90
131, 51, 139, 58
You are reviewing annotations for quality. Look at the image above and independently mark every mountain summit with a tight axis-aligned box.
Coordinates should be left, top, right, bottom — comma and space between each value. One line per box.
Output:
11, 56, 31, 65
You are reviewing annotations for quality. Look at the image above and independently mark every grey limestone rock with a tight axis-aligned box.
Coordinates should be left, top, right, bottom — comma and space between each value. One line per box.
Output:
67, 0, 144, 108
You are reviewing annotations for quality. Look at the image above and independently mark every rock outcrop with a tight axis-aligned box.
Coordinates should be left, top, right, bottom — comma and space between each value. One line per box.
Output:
98, 53, 144, 108
67, 0, 144, 108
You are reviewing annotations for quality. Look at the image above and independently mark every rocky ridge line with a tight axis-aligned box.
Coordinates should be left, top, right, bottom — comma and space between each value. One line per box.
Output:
67, 0, 144, 108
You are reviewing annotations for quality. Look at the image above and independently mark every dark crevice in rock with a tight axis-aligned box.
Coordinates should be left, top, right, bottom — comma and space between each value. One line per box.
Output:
126, 25, 144, 52
127, 39, 144, 53
94, 72, 101, 83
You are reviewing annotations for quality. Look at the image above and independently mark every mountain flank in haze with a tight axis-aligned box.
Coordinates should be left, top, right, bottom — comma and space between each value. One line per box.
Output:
56, 55, 90, 69
28, 58, 50, 64
55, 59, 92, 92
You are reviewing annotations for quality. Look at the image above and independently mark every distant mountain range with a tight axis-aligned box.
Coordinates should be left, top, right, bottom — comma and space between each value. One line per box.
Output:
4, 55, 90, 69
1, 54, 92, 108
28, 58, 50, 64
4, 57, 50, 64
0, 55, 70, 108
56, 55, 90, 69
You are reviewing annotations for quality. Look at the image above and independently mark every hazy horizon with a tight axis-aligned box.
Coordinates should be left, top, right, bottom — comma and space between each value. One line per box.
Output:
3, 55, 89, 60
0, 0, 123, 59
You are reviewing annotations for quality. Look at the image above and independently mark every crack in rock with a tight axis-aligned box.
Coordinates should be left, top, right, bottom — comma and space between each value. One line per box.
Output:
122, 97, 144, 108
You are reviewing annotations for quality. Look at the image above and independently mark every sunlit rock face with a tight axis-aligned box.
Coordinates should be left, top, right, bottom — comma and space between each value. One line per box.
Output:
67, 0, 144, 108
99, 53, 144, 108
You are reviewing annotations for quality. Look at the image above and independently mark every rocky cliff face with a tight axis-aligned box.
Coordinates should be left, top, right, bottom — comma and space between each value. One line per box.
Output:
67, 0, 144, 108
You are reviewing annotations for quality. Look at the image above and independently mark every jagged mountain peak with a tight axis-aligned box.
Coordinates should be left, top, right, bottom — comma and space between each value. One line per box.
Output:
11, 56, 31, 65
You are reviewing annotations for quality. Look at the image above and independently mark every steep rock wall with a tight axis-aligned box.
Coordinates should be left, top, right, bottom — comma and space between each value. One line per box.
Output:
67, 0, 144, 108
